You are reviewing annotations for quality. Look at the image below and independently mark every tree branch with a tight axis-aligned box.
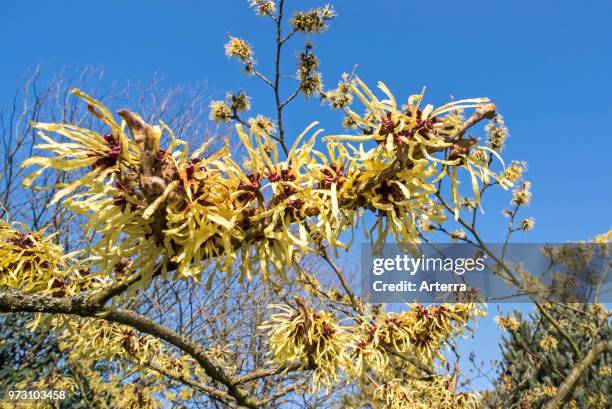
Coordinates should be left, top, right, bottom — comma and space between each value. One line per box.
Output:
142, 359, 238, 407
0, 288, 259, 409
542, 340, 609, 409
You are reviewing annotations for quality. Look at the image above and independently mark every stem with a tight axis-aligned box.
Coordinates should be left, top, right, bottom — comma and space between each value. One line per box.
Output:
318, 245, 362, 315
274, 0, 290, 157
142, 359, 237, 406
281, 86, 301, 108
501, 203, 520, 260
249, 66, 274, 89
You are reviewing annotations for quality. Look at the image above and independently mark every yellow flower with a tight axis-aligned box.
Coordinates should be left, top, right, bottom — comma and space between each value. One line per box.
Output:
22, 90, 138, 205
178, 388, 193, 401
485, 114, 509, 151
353, 304, 484, 376
290, 6, 336, 33
249, 0, 275, 16
324, 75, 354, 109
374, 376, 480, 409
248, 115, 276, 135
226, 90, 251, 113
450, 229, 467, 241
209, 100, 232, 123
495, 315, 520, 332
502, 160, 526, 184
297, 48, 323, 97
586, 393, 607, 409
0, 220, 65, 293
224, 36, 253, 62
519, 217, 535, 231
419, 219, 435, 233
57, 317, 163, 363
539, 335, 559, 352
512, 182, 532, 205
599, 366, 612, 377
341, 116, 358, 129
116, 384, 162, 409
261, 302, 352, 389
323, 78, 506, 250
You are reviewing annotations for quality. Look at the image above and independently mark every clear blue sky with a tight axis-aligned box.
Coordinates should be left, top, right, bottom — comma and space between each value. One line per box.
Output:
2, 0, 611, 392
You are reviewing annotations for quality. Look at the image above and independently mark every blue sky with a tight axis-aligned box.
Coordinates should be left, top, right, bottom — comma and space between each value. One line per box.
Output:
2, 0, 611, 392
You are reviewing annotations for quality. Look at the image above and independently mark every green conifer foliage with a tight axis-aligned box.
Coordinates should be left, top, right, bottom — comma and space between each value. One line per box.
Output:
484, 305, 611, 409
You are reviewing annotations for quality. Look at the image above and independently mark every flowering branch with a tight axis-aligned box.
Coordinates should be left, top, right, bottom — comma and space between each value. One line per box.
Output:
0, 288, 262, 408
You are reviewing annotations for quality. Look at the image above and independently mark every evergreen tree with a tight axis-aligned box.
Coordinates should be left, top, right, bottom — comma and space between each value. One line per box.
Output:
484, 305, 611, 409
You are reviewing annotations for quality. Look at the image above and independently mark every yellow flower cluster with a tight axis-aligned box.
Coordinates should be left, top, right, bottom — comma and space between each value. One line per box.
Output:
247, 114, 276, 135
0, 221, 103, 299
57, 317, 163, 364
519, 217, 535, 231
485, 114, 509, 151
249, 0, 275, 16
290, 5, 336, 34
0, 220, 64, 293
21, 316, 197, 409
261, 303, 352, 388
586, 393, 608, 409
495, 315, 521, 332
374, 377, 480, 409
545, 239, 605, 279
21, 79, 505, 289
262, 303, 484, 391
224, 36, 253, 62
114, 384, 163, 409
517, 385, 560, 408
511, 181, 532, 206
209, 100, 233, 123
501, 160, 526, 184
593, 228, 612, 245
539, 335, 559, 352
599, 366, 612, 377
323, 74, 353, 109
325, 79, 506, 250
357, 304, 484, 367
297, 47, 323, 97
